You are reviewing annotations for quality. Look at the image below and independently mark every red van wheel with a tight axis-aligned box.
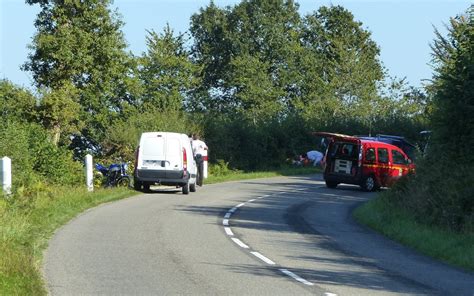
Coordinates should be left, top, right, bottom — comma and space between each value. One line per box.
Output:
361, 176, 377, 192
325, 180, 338, 189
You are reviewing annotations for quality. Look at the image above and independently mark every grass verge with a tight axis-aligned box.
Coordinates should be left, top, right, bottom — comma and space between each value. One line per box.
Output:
0, 166, 318, 295
353, 194, 474, 272
0, 187, 138, 295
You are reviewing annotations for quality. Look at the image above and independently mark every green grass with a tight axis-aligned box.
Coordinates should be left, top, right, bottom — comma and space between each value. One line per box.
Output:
0, 186, 138, 295
353, 194, 474, 272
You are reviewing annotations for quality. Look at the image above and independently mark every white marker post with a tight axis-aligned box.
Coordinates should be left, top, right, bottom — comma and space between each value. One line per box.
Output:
0, 156, 12, 196
203, 149, 208, 179
85, 154, 93, 192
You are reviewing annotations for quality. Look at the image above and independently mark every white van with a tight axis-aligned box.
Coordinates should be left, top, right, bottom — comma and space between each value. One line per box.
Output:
134, 132, 197, 194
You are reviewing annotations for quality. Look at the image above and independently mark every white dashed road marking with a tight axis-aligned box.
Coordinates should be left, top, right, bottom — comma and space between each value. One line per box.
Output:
251, 251, 275, 265
221, 189, 328, 289
224, 227, 234, 236
231, 237, 249, 249
280, 269, 314, 286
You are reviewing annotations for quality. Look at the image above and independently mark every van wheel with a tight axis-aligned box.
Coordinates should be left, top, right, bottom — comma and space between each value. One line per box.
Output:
361, 176, 376, 192
325, 181, 338, 188
190, 182, 196, 192
133, 179, 142, 191
143, 183, 151, 193
182, 183, 189, 195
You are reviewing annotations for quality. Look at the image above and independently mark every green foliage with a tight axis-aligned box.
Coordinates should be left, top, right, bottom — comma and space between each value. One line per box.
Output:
429, 9, 474, 162
354, 193, 474, 271
139, 26, 201, 112
37, 82, 83, 146
0, 121, 83, 189
23, 0, 134, 146
102, 109, 196, 160
209, 159, 241, 177
0, 80, 37, 123
384, 7, 474, 233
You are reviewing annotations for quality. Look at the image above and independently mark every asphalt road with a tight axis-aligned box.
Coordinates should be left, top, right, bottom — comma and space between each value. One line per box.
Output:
43, 175, 474, 295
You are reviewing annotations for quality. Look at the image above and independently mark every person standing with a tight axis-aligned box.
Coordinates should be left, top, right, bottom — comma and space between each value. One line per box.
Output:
191, 133, 208, 186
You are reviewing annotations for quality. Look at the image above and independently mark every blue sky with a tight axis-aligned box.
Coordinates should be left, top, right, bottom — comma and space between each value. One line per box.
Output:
0, 0, 471, 90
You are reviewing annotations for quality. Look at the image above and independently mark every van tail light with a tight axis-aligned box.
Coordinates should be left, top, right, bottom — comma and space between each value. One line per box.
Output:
183, 148, 188, 176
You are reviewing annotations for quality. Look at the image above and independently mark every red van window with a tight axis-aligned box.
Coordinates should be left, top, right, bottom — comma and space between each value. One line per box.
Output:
365, 148, 376, 162
377, 148, 389, 164
392, 150, 406, 165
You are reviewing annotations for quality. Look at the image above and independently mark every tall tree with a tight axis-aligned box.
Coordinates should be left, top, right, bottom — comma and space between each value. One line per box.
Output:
139, 26, 200, 112
190, 0, 302, 118
37, 82, 83, 145
429, 7, 474, 161
0, 79, 37, 123
301, 6, 383, 121
22, 0, 133, 146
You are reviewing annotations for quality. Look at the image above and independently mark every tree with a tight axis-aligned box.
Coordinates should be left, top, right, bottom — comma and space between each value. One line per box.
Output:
301, 6, 383, 120
139, 26, 200, 112
36, 82, 83, 146
429, 7, 474, 161
0, 79, 37, 123
387, 6, 474, 232
23, 0, 133, 146
190, 0, 302, 118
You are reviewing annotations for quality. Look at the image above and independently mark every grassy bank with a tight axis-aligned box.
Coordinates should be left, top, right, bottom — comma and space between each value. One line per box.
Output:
0, 166, 318, 295
0, 187, 138, 295
353, 194, 474, 272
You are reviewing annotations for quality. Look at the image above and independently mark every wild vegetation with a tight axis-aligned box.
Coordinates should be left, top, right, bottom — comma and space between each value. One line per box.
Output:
359, 9, 474, 233
0, 0, 472, 294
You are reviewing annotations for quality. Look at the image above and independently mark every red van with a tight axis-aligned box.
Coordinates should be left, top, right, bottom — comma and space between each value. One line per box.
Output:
314, 132, 415, 191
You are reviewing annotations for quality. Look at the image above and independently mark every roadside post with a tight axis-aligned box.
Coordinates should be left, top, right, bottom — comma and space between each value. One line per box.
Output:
203, 149, 208, 179
0, 156, 12, 196
85, 154, 93, 192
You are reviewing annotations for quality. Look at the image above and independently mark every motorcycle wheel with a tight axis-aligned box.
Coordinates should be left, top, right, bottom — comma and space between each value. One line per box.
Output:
116, 176, 131, 188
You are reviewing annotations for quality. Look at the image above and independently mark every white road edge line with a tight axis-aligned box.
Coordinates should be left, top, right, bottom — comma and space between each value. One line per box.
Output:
324, 293, 338, 296
224, 227, 234, 236
231, 238, 249, 249
236, 203, 246, 208
248, 198, 256, 202
223, 219, 229, 226
279, 269, 314, 286
250, 251, 275, 265
224, 212, 231, 219
229, 207, 238, 213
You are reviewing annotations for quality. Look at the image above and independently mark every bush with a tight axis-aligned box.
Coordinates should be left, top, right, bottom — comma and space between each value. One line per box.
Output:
0, 121, 83, 191
385, 158, 474, 233
209, 159, 241, 177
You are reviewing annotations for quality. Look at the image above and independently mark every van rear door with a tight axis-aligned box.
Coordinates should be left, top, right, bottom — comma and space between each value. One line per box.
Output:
313, 132, 361, 177
165, 134, 184, 179
140, 133, 167, 176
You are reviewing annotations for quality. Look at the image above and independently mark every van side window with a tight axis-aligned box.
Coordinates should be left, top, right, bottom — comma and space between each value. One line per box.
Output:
392, 150, 406, 165
377, 148, 389, 164
365, 148, 376, 162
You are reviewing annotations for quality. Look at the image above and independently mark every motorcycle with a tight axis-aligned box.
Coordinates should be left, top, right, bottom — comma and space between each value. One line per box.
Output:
95, 162, 131, 188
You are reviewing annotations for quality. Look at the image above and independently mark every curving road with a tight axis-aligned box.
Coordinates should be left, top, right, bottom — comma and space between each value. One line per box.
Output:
43, 175, 474, 295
